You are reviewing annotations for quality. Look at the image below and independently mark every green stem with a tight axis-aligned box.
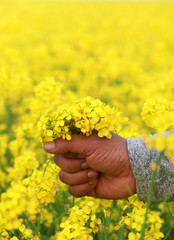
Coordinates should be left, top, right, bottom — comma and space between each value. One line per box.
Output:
166, 203, 174, 218
71, 196, 75, 207
23, 212, 40, 237
104, 200, 115, 240
5, 103, 13, 135
43, 158, 53, 176
139, 151, 164, 240
163, 228, 172, 240
36, 204, 42, 239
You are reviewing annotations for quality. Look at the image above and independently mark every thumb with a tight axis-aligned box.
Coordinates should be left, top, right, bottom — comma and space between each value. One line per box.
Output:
44, 134, 97, 155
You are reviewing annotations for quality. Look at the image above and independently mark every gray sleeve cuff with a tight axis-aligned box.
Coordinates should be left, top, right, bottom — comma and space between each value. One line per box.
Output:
127, 132, 174, 203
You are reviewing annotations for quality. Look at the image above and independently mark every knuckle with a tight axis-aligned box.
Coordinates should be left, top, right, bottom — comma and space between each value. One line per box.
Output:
54, 154, 64, 168
65, 164, 72, 173
86, 134, 101, 156
54, 154, 59, 164
68, 186, 74, 196
68, 186, 83, 198
59, 170, 65, 182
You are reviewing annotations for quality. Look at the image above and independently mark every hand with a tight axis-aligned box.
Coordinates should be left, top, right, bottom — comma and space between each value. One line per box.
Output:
44, 133, 136, 199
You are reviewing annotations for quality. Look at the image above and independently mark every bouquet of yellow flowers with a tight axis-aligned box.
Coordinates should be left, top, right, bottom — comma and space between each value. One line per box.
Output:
38, 96, 128, 143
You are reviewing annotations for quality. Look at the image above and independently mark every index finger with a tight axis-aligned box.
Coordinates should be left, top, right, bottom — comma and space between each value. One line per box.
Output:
44, 134, 97, 156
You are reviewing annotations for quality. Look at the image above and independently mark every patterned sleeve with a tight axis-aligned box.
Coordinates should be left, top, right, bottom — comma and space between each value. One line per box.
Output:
127, 130, 174, 203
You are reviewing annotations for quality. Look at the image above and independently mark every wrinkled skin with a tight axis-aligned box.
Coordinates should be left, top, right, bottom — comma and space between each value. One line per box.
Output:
44, 133, 136, 199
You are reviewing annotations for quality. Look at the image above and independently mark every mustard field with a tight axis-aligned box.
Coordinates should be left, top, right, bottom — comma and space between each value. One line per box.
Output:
0, 1, 174, 239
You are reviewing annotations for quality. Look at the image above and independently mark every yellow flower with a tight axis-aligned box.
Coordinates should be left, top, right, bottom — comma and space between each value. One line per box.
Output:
39, 96, 127, 144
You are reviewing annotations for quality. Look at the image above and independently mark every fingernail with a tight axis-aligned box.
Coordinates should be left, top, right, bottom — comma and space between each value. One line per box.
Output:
88, 170, 97, 178
44, 141, 55, 151
81, 161, 89, 170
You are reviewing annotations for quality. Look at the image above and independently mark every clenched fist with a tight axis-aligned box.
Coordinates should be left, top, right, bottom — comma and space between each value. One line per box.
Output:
44, 133, 136, 199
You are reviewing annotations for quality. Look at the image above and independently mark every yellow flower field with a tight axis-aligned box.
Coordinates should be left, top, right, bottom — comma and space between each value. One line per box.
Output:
0, 1, 174, 239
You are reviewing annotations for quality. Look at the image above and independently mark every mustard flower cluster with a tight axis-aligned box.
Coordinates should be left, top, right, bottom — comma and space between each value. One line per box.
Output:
0, 182, 38, 233
141, 97, 174, 133
115, 195, 164, 240
55, 201, 101, 240
145, 133, 174, 166
0, 160, 61, 237
23, 161, 60, 206
39, 96, 128, 143
142, 97, 174, 165
7, 151, 38, 181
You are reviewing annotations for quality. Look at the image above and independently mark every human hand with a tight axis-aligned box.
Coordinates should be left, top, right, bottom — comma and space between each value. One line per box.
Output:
44, 133, 136, 199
